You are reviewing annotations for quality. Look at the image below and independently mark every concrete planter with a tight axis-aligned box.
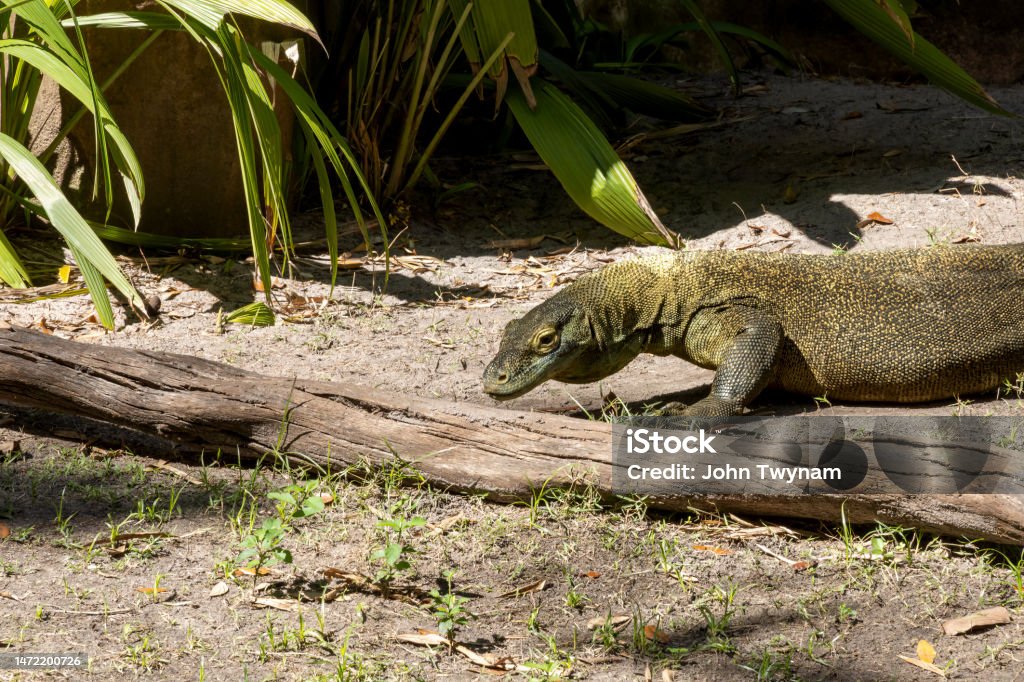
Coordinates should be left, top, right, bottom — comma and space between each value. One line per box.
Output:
33, 1, 317, 237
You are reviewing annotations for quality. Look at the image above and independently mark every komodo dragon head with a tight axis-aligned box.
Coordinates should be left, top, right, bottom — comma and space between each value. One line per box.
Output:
483, 289, 642, 400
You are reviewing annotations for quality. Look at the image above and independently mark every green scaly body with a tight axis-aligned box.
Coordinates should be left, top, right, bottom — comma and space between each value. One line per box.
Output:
482, 244, 1024, 416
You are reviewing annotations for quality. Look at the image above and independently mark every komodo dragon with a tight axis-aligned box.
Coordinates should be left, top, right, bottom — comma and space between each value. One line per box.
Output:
482, 244, 1024, 417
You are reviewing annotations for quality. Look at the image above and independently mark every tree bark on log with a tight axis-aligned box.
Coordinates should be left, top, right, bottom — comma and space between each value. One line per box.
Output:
1, 323, 1022, 544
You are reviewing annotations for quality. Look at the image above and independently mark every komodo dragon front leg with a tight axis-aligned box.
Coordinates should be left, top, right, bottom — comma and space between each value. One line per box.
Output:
673, 304, 783, 417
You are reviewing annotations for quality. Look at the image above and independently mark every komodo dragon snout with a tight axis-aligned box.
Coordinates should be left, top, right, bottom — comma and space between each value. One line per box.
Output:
483, 294, 593, 400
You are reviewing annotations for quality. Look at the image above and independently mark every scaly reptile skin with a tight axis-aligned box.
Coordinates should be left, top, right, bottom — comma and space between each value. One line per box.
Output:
482, 244, 1024, 416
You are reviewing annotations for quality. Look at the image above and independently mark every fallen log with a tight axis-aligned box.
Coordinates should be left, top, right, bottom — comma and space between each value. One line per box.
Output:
1, 323, 1022, 544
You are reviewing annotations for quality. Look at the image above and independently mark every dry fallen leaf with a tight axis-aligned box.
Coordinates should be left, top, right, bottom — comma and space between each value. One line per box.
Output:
323, 569, 373, 591
455, 644, 513, 669
252, 275, 287, 292
586, 614, 631, 630
583, 570, 601, 579
254, 597, 301, 612
644, 625, 670, 643
136, 586, 168, 595
337, 258, 364, 270
395, 630, 448, 647
917, 639, 936, 664
146, 460, 203, 486
941, 606, 1011, 636
497, 579, 547, 599
692, 545, 732, 555
486, 236, 545, 250
233, 566, 272, 577
898, 655, 946, 677
209, 581, 229, 598
856, 211, 895, 229
0, 522, 9, 539
92, 531, 171, 548
782, 182, 799, 204
427, 514, 474, 537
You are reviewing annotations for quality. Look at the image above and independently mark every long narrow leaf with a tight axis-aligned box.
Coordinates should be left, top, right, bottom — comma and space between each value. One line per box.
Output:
4, 4, 144, 223
2, 0, 79, 64
472, 0, 537, 75
823, 0, 1009, 115
247, 46, 389, 258
405, 29, 515, 192
454, 0, 538, 106
627, 21, 794, 68
0, 133, 146, 325
215, 25, 273, 300
0, 40, 145, 218
160, 0, 321, 45
304, 135, 338, 289
537, 49, 618, 131
88, 221, 252, 250
61, 0, 114, 210
68, 243, 115, 327
506, 80, 678, 246
0, 229, 31, 288
61, 11, 183, 30
679, 0, 737, 93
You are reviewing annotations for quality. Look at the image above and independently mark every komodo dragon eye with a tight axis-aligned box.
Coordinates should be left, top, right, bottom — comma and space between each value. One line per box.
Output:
533, 329, 559, 352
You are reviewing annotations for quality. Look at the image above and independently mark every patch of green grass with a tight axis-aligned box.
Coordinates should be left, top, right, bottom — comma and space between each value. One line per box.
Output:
128, 487, 184, 525
121, 624, 161, 671
259, 608, 334, 658
590, 613, 620, 652
563, 574, 589, 610
738, 646, 795, 681
696, 581, 740, 652
53, 487, 77, 547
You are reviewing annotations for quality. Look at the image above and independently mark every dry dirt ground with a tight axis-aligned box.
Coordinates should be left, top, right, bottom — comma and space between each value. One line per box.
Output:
2, 72, 1024, 680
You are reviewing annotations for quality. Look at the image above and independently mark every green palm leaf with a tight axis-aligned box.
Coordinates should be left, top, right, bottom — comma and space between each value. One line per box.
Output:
0, 133, 146, 327
823, 0, 1009, 115
0, 39, 145, 219
506, 80, 678, 247
159, 0, 320, 45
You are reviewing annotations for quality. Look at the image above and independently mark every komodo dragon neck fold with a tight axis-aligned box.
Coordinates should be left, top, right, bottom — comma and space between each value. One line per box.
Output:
483, 244, 1024, 417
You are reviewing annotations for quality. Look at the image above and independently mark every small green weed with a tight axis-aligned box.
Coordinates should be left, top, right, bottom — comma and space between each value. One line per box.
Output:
370, 511, 426, 590
235, 481, 326, 586
429, 569, 474, 648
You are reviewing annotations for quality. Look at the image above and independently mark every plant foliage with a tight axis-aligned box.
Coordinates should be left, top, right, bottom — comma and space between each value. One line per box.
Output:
0, 0, 385, 329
